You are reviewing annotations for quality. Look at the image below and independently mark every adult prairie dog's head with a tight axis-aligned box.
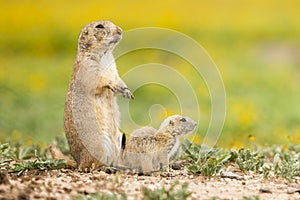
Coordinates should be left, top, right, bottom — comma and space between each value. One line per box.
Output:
78, 20, 122, 53
158, 115, 197, 137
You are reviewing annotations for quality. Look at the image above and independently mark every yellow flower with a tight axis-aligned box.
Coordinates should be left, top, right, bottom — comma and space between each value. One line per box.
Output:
230, 142, 243, 150
248, 134, 255, 142
26, 139, 33, 146
11, 130, 22, 140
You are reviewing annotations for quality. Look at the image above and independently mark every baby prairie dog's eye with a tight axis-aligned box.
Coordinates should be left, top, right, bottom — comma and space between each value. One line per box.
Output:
179, 117, 187, 122
95, 24, 105, 29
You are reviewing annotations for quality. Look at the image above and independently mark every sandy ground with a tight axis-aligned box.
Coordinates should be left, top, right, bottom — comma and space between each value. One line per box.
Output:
0, 166, 299, 200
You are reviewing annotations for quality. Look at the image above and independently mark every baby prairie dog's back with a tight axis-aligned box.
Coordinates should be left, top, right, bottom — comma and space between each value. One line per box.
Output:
120, 115, 197, 173
130, 126, 157, 138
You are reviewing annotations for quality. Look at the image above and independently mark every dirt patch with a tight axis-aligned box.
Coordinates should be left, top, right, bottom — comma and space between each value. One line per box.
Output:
0, 167, 299, 200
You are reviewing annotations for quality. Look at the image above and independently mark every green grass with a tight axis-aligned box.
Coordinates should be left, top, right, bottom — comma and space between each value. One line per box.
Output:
74, 181, 190, 200
141, 180, 191, 200
0, 1, 300, 147
1, 138, 299, 182
0, 139, 299, 199
75, 192, 128, 200
1, 44, 300, 147
0, 137, 67, 176
181, 139, 300, 182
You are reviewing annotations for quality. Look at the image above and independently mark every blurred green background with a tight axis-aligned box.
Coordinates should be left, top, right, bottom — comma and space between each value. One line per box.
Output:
0, 0, 299, 148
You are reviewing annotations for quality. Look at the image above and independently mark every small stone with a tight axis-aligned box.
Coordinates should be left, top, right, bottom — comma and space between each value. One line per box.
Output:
221, 172, 243, 180
259, 187, 272, 193
180, 170, 188, 176
171, 162, 181, 170
160, 172, 175, 177
287, 187, 300, 194
18, 193, 30, 200
0, 172, 9, 185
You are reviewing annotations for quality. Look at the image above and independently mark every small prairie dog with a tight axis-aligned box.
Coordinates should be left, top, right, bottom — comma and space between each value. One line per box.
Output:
120, 115, 197, 173
64, 20, 134, 170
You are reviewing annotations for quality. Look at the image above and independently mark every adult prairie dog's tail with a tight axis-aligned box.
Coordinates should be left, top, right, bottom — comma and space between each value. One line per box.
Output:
48, 144, 77, 168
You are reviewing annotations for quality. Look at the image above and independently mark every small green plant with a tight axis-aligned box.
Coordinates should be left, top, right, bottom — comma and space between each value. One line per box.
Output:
182, 139, 231, 176
75, 192, 127, 200
243, 195, 260, 200
181, 140, 300, 182
0, 142, 66, 176
142, 180, 191, 200
0, 143, 18, 159
231, 148, 265, 172
18, 143, 48, 159
11, 158, 66, 176
273, 147, 300, 182
52, 135, 70, 155
0, 141, 47, 160
0, 143, 16, 170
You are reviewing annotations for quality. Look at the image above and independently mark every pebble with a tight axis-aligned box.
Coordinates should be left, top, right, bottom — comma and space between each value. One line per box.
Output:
259, 187, 272, 193
221, 172, 243, 180
287, 187, 300, 194
171, 162, 181, 170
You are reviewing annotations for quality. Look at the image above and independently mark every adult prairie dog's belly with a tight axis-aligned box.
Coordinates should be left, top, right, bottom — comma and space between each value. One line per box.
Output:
95, 91, 118, 128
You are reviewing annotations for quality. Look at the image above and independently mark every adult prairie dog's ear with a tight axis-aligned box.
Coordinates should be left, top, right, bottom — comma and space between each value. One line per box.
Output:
169, 120, 175, 126
121, 133, 126, 150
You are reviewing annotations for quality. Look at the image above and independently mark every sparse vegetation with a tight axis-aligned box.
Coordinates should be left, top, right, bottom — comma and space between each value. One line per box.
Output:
76, 192, 128, 200
142, 180, 191, 200
181, 139, 300, 182
182, 139, 231, 176
0, 137, 68, 175
0, 139, 300, 198
243, 196, 260, 200
231, 148, 265, 172
2, 137, 299, 182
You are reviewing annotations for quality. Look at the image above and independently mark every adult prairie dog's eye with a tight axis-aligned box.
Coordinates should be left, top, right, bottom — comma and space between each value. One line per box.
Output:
179, 117, 186, 122
95, 24, 104, 29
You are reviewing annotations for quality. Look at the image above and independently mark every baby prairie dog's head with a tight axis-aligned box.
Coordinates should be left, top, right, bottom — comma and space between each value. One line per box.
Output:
158, 115, 197, 137
78, 20, 122, 53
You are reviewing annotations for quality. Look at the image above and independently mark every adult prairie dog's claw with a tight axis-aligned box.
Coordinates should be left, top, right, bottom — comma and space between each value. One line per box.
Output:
123, 88, 134, 99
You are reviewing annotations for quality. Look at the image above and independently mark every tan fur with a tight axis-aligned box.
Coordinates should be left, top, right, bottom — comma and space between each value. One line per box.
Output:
64, 20, 133, 170
120, 115, 197, 173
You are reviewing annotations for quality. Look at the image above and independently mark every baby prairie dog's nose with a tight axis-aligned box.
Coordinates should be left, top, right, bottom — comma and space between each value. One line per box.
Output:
192, 121, 197, 127
115, 27, 122, 35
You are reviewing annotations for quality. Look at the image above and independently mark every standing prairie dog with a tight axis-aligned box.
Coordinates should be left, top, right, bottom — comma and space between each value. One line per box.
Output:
64, 20, 134, 170
120, 115, 197, 173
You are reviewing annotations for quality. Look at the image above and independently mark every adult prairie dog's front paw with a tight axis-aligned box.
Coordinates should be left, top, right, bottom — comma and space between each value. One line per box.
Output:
122, 87, 134, 99
112, 84, 134, 99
